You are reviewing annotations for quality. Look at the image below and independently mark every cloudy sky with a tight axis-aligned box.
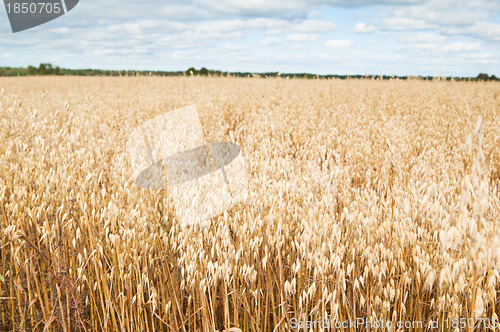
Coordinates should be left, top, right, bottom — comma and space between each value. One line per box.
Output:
1, 0, 499, 76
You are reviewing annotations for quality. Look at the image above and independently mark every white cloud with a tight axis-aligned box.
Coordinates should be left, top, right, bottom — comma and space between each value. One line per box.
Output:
318, 0, 420, 6
1, 52, 15, 58
448, 21, 500, 42
391, 5, 491, 26
400, 38, 483, 55
158, 4, 213, 20
409, 43, 437, 51
399, 33, 447, 44
181, 0, 426, 19
195, 0, 308, 17
378, 0, 500, 44
195, 18, 289, 33
468, 52, 494, 60
398, 32, 446, 51
460, 52, 498, 65
260, 19, 336, 34
48, 27, 71, 34
259, 37, 282, 46
293, 20, 336, 32
353, 22, 375, 33
441, 42, 482, 52
324, 39, 355, 49
379, 17, 439, 30
222, 44, 247, 50
307, 10, 323, 19
287, 33, 318, 42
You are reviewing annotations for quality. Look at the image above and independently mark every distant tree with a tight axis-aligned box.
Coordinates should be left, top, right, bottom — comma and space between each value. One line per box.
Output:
477, 73, 490, 81
186, 67, 196, 76
38, 63, 46, 75
490, 75, 498, 81
199, 67, 208, 76
37, 63, 58, 75
27, 65, 37, 75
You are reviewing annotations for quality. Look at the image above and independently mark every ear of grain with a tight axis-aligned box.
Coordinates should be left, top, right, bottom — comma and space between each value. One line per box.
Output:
0, 76, 499, 331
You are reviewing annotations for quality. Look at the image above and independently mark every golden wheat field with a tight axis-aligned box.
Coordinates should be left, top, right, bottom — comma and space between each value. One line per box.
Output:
1, 76, 500, 331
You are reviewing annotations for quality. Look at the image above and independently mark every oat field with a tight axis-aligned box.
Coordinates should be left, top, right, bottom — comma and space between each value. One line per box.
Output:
1, 76, 500, 331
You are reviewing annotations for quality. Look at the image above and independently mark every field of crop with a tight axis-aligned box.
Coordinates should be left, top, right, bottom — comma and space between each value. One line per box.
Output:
1, 76, 500, 331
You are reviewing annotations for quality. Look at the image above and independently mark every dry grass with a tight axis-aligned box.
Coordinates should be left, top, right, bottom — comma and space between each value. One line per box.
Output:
1, 76, 500, 331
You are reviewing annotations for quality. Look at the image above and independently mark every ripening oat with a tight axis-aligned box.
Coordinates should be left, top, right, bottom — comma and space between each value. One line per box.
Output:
0, 76, 500, 331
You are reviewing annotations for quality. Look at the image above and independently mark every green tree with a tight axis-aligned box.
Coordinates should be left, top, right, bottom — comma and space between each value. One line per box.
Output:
186, 67, 197, 76
477, 73, 490, 81
38, 63, 46, 75
199, 67, 208, 76
38, 63, 59, 75
27, 65, 37, 75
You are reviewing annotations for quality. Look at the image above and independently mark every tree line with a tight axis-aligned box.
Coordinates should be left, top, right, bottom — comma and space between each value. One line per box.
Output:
0, 63, 498, 81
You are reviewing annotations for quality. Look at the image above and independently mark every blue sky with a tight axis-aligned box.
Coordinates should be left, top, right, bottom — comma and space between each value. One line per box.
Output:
1, 0, 499, 76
